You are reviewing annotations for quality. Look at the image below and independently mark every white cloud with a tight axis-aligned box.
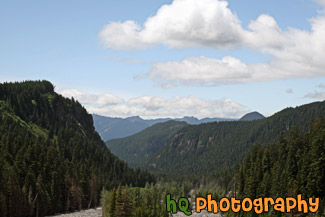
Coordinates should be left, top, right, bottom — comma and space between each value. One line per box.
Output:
58, 89, 123, 107
95, 96, 247, 119
99, 20, 149, 50
99, 0, 245, 50
98, 0, 302, 51
99, 0, 325, 52
99, 0, 325, 87
146, 15, 325, 87
245, 14, 287, 50
58, 89, 248, 119
148, 56, 251, 86
147, 56, 317, 86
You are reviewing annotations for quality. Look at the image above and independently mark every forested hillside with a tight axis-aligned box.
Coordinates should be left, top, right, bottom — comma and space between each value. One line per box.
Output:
144, 101, 325, 178
238, 118, 325, 216
106, 120, 188, 167
104, 100, 325, 179
0, 81, 154, 217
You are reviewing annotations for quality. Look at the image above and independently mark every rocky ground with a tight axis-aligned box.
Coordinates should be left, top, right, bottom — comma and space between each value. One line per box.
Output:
47, 207, 102, 217
48, 207, 222, 217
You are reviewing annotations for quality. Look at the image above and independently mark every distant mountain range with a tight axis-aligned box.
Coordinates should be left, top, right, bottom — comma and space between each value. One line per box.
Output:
93, 114, 236, 141
105, 100, 325, 178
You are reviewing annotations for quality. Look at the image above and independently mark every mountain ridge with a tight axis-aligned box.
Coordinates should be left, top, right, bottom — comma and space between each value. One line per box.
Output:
0, 81, 154, 217
104, 100, 325, 179
93, 114, 236, 141
239, 111, 265, 121
148, 100, 325, 177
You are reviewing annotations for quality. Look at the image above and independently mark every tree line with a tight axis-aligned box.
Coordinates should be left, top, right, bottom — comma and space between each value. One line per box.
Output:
0, 81, 155, 217
237, 118, 325, 216
101, 182, 195, 217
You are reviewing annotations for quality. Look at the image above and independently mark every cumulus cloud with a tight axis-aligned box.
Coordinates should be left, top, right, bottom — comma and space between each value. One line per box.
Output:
99, 0, 325, 87
99, 0, 245, 50
58, 89, 123, 107
146, 15, 325, 87
99, 20, 150, 50
98, 0, 304, 51
93, 96, 247, 119
58, 89, 248, 119
147, 55, 318, 86
244, 14, 287, 50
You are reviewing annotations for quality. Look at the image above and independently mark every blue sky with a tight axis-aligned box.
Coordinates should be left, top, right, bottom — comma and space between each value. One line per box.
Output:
1, 0, 325, 119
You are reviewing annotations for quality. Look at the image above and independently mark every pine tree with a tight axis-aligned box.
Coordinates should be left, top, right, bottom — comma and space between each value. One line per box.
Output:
108, 188, 116, 217
115, 189, 133, 217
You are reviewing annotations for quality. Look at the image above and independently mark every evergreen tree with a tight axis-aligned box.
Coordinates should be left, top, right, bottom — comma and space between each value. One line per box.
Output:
108, 188, 116, 217
0, 81, 155, 217
115, 189, 134, 217
238, 117, 325, 216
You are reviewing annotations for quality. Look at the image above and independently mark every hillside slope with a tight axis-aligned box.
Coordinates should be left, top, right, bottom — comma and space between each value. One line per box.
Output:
146, 101, 325, 177
238, 118, 325, 216
0, 81, 154, 217
114, 102, 325, 177
106, 120, 188, 167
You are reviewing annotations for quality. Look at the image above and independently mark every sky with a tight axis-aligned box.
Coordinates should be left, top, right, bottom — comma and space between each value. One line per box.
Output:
1, 0, 325, 119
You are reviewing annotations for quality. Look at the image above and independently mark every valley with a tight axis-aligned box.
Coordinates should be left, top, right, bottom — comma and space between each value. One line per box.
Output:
104, 100, 325, 179
1, 81, 324, 217
3, 0, 325, 216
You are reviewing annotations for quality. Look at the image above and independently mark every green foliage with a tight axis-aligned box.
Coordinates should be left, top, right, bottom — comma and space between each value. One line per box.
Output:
238, 118, 325, 216
101, 189, 110, 217
108, 187, 117, 217
0, 80, 155, 217
104, 100, 325, 203
101, 183, 191, 217
146, 100, 325, 179
106, 120, 188, 167
115, 188, 133, 217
